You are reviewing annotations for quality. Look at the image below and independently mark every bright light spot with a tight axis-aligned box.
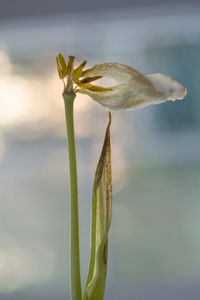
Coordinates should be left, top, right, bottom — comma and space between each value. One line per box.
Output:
0, 241, 54, 293
0, 51, 64, 128
0, 77, 33, 126
0, 50, 12, 75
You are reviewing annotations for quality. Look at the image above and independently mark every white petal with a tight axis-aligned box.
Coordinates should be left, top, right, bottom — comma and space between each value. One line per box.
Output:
79, 63, 187, 111
144, 73, 187, 101
78, 84, 131, 109
82, 63, 142, 83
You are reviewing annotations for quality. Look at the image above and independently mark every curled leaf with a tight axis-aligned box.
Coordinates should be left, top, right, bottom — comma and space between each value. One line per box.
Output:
83, 113, 112, 300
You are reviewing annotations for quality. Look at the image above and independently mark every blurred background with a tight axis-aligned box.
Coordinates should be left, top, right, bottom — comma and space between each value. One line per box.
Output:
0, 0, 200, 299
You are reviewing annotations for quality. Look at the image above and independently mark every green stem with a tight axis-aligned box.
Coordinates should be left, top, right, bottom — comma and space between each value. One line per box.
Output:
63, 92, 82, 300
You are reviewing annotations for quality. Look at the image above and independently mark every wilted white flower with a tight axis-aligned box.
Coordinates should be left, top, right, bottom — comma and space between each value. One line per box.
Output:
78, 62, 187, 110
56, 55, 187, 110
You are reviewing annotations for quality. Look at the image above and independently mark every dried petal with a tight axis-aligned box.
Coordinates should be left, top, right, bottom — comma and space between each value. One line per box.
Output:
81, 62, 141, 83
73, 60, 87, 83
78, 83, 113, 92
78, 63, 187, 110
144, 73, 187, 101
79, 76, 103, 84
56, 53, 68, 79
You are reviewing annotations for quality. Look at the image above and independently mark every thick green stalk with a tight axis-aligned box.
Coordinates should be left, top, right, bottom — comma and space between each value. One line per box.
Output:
63, 92, 82, 300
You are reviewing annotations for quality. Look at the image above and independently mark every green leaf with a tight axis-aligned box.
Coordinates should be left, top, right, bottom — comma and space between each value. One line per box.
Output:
83, 113, 112, 300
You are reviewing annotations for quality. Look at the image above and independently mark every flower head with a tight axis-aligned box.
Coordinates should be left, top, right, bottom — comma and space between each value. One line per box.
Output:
56, 54, 187, 110
56, 54, 109, 94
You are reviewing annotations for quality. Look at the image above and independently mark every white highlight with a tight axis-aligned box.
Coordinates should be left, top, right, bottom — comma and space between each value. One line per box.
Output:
0, 239, 54, 293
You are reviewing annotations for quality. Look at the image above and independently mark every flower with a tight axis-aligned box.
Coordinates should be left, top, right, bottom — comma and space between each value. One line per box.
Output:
56, 54, 187, 110
56, 54, 111, 94
78, 63, 187, 110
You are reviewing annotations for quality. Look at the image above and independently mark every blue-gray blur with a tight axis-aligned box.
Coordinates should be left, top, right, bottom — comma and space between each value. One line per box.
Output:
0, 2, 200, 300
